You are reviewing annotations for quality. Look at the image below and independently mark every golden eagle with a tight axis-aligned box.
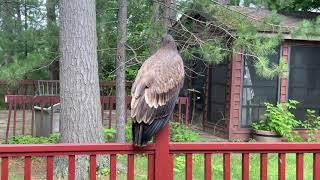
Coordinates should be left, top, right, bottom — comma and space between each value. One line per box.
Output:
131, 34, 185, 146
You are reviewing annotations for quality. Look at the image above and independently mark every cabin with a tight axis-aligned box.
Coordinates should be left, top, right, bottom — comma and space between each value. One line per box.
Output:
172, 6, 320, 140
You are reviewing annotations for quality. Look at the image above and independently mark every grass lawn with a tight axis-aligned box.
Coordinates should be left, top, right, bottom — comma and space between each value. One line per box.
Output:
0, 153, 314, 179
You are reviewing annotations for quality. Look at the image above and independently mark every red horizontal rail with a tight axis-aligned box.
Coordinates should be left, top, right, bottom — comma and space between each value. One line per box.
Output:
1, 143, 320, 156
169, 142, 320, 152
0, 143, 155, 156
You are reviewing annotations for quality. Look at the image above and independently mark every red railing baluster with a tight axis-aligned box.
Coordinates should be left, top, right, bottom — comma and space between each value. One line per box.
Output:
22, 99, 26, 135
110, 154, 117, 180
186, 153, 193, 180
178, 98, 182, 123
296, 153, 304, 180
148, 154, 155, 180
31, 102, 35, 136
260, 153, 268, 180
169, 153, 174, 180
314, 153, 320, 180
1, 157, 9, 180
242, 153, 249, 180
90, 155, 96, 180
13, 102, 17, 137
127, 154, 134, 180
109, 98, 113, 129
68, 155, 76, 180
47, 156, 54, 180
224, 153, 230, 180
5, 103, 12, 143
204, 153, 212, 180
24, 156, 31, 180
278, 153, 286, 180
186, 97, 190, 126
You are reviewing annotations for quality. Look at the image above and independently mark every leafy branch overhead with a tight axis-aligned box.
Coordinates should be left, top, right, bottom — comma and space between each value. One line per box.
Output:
0, 0, 319, 81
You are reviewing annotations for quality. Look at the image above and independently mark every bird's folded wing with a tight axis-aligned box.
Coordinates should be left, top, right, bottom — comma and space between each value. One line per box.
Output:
131, 54, 184, 124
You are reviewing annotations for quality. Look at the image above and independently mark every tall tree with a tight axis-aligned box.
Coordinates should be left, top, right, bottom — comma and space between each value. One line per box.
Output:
58, 0, 104, 178
150, 0, 160, 53
46, 0, 59, 80
2, 0, 15, 64
163, 0, 173, 32
115, 0, 128, 143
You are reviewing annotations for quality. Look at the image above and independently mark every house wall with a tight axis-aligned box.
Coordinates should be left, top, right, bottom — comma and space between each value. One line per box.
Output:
227, 40, 320, 140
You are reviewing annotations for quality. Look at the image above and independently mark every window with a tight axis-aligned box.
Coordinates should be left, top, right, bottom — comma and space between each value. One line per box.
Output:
288, 45, 320, 121
241, 50, 280, 127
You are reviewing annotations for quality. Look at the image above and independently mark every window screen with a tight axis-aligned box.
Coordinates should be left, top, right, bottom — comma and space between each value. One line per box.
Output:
207, 62, 228, 125
288, 45, 320, 121
241, 50, 280, 127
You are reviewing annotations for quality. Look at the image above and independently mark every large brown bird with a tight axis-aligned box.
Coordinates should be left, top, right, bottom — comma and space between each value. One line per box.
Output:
131, 34, 185, 146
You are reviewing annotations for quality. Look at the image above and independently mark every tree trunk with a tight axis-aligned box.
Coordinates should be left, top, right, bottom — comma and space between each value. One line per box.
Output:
24, 0, 28, 57
46, 0, 59, 80
163, 0, 172, 32
115, 0, 128, 143
16, 0, 22, 32
150, 0, 160, 53
2, 0, 14, 64
58, 0, 104, 178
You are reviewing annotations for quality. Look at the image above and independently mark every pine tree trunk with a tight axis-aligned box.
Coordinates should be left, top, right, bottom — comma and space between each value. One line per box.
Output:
2, 0, 14, 64
24, 0, 28, 57
16, 0, 22, 32
46, 0, 59, 80
163, 0, 172, 32
150, 0, 160, 53
115, 0, 128, 143
163, 0, 176, 32
58, 0, 104, 178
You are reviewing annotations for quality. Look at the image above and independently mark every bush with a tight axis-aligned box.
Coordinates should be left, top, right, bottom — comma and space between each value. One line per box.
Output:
103, 128, 116, 142
8, 133, 60, 144
170, 122, 202, 142
251, 100, 300, 140
301, 109, 320, 142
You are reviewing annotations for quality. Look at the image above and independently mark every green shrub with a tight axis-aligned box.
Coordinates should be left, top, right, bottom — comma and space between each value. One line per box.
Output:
301, 109, 320, 142
170, 122, 202, 142
251, 100, 300, 141
8, 133, 60, 144
103, 128, 116, 142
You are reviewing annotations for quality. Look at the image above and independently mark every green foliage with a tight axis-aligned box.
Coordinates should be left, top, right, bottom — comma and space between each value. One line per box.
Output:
8, 133, 60, 144
301, 109, 320, 142
103, 128, 117, 142
251, 100, 300, 140
170, 122, 202, 142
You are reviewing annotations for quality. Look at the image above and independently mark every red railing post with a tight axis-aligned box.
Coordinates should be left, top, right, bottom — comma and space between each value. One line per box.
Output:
154, 124, 170, 180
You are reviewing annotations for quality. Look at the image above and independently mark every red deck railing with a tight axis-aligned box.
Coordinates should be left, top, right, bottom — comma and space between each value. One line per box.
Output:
0, 126, 320, 179
3, 95, 190, 142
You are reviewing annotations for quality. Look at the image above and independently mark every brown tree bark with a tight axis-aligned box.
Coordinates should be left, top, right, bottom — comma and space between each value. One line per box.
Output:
2, 0, 14, 64
115, 0, 128, 143
163, 0, 172, 32
58, 0, 104, 178
46, 0, 59, 80
150, 0, 160, 53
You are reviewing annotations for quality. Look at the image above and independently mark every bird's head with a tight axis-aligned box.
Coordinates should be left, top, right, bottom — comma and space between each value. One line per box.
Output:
160, 34, 177, 50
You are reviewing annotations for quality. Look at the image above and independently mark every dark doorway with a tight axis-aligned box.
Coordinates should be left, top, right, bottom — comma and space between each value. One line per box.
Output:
207, 62, 229, 126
